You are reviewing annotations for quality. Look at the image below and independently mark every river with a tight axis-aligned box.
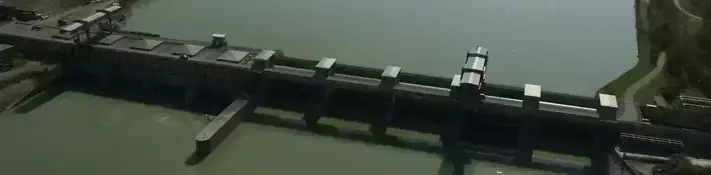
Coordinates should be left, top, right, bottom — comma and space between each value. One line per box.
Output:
0, 87, 569, 175
0, 0, 641, 174
122, 0, 638, 97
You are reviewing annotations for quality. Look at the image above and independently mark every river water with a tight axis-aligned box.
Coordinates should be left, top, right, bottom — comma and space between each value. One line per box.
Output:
0, 88, 569, 175
0, 0, 639, 174
122, 0, 638, 97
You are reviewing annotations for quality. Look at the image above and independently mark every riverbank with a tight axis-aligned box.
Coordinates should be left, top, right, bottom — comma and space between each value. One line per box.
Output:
600, 0, 668, 104
601, 32, 657, 101
603, 0, 706, 106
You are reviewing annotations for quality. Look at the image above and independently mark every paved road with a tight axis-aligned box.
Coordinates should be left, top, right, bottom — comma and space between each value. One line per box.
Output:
619, 53, 666, 122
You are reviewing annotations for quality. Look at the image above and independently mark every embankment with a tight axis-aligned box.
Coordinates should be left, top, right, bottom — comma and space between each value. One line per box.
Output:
0, 61, 60, 111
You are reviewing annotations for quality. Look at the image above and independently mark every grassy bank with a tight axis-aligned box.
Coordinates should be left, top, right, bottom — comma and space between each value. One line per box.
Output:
602, 31, 668, 105
601, 33, 655, 98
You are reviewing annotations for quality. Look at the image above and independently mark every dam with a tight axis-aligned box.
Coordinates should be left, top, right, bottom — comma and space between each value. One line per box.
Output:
0, 0, 708, 174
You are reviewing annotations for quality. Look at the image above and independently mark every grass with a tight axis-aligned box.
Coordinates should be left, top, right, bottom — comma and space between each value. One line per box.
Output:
602, 57, 655, 97
601, 31, 669, 105
601, 33, 656, 98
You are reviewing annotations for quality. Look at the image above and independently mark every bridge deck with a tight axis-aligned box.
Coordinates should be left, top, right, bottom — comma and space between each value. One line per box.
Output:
0, 20, 708, 142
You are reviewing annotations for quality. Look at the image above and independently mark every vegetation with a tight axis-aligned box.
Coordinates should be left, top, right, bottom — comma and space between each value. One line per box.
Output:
659, 78, 683, 102
601, 32, 666, 105
600, 34, 654, 98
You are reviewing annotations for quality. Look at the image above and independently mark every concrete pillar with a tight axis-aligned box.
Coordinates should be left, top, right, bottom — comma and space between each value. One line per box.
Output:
252, 50, 276, 72
251, 50, 280, 106
591, 93, 619, 175
467, 46, 489, 61
464, 46, 489, 74
449, 74, 461, 98
442, 74, 465, 163
369, 66, 401, 137
462, 56, 486, 76
303, 58, 336, 126
195, 98, 253, 155
516, 84, 541, 165
442, 72, 484, 164
441, 47, 488, 164
597, 94, 618, 120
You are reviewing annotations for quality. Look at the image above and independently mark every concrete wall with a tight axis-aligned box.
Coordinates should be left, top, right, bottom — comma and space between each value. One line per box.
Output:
81, 45, 252, 98
0, 25, 74, 62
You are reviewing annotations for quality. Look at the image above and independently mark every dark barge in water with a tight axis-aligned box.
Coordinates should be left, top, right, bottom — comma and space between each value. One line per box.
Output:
0, 3, 709, 175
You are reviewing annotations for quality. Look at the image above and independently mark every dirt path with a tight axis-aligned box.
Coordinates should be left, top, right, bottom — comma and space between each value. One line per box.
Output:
619, 53, 666, 122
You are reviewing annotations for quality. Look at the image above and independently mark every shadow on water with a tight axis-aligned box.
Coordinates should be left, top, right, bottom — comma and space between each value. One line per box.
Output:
203, 112, 587, 174
8, 81, 585, 174
265, 80, 445, 135
181, 111, 434, 166
180, 110, 476, 175
265, 80, 591, 159
184, 151, 204, 166
438, 160, 466, 175
11, 86, 65, 113
12, 80, 230, 116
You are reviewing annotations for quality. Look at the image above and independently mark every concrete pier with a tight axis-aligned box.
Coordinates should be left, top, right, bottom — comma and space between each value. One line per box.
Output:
368, 66, 401, 137
195, 97, 256, 155
591, 94, 620, 175
302, 57, 335, 126
516, 84, 541, 165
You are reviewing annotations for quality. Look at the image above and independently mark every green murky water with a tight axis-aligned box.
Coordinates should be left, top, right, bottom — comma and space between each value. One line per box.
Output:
121, 0, 638, 97
1, 0, 637, 174
0, 89, 568, 175
0, 90, 207, 175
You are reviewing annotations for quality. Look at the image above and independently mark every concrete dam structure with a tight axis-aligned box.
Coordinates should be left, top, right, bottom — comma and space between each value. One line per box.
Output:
0, 1, 710, 175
